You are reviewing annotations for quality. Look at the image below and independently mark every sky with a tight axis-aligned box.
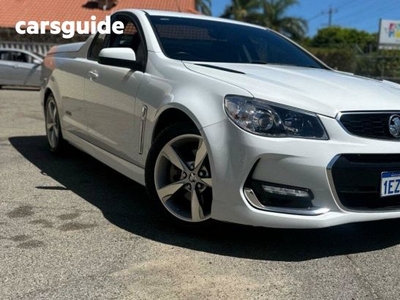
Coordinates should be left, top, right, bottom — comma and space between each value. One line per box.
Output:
211, 0, 400, 37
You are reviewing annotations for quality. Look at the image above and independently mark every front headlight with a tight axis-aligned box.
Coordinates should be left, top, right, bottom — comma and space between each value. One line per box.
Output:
224, 95, 328, 140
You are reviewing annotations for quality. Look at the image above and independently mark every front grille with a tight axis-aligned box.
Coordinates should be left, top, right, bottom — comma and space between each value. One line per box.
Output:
340, 113, 400, 140
330, 154, 400, 210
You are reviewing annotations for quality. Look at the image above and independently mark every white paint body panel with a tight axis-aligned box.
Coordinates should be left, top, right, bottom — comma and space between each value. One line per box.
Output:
41, 9, 400, 228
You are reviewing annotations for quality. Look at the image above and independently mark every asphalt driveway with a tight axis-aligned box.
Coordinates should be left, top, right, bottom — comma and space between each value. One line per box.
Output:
1, 89, 400, 299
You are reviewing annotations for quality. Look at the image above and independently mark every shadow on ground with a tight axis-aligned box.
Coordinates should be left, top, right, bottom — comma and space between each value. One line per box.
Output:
10, 135, 400, 261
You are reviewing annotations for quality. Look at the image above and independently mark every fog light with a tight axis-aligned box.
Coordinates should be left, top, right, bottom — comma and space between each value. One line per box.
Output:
262, 184, 311, 199
246, 180, 314, 209
245, 179, 315, 211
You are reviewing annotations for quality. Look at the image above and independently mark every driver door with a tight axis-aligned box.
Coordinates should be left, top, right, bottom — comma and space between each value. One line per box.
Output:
84, 15, 146, 164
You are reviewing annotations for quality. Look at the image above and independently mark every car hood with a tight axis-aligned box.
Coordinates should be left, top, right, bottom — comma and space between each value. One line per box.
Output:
184, 62, 400, 118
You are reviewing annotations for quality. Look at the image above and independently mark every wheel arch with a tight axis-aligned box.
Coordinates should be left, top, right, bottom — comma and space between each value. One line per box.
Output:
149, 102, 224, 177
149, 106, 219, 199
41, 88, 54, 115
152, 106, 200, 143
44, 88, 53, 102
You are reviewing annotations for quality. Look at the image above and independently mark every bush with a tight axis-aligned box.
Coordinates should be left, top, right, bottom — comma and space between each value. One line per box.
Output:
308, 47, 357, 73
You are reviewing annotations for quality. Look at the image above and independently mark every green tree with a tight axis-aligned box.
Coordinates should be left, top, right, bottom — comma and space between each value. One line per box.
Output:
259, 0, 307, 40
220, 0, 261, 23
310, 48, 357, 72
311, 27, 376, 50
307, 27, 388, 77
356, 50, 400, 80
196, 0, 212, 16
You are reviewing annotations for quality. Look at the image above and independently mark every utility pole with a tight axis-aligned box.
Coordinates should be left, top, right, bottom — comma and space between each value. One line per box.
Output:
324, 5, 338, 27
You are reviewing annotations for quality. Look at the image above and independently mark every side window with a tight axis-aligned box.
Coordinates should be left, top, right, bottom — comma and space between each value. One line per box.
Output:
0, 51, 28, 62
109, 20, 145, 62
110, 22, 137, 47
88, 16, 146, 64
15, 52, 28, 62
88, 32, 107, 61
0, 51, 9, 61
25, 54, 36, 64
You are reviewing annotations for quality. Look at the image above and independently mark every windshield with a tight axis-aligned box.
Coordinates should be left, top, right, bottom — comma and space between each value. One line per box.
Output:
149, 16, 324, 69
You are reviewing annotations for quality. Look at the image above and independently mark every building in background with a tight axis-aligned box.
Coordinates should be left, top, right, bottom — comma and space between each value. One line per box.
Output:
0, 0, 196, 54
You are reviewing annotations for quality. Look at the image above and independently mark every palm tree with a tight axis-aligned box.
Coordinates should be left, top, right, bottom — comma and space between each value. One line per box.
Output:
259, 0, 307, 40
221, 0, 307, 40
220, 0, 261, 23
196, 0, 212, 16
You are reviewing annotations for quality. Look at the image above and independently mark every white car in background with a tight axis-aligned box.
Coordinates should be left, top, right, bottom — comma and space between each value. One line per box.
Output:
0, 48, 43, 88
41, 10, 400, 229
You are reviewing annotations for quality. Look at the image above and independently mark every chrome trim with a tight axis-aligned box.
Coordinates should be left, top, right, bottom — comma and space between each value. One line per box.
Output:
338, 111, 400, 116
243, 188, 330, 216
139, 105, 148, 155
88, 70, 99, 81
326, 155, 345, 211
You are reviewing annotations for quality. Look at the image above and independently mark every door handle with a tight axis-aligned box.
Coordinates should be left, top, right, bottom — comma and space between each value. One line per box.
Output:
88, 70, 99, 80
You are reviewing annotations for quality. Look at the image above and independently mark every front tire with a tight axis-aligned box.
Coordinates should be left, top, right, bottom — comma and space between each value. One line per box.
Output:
145, 124, 213, 226
45, 94, 65, 153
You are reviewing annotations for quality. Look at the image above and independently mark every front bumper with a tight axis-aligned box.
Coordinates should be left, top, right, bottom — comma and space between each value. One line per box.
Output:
202, 115, 400, 229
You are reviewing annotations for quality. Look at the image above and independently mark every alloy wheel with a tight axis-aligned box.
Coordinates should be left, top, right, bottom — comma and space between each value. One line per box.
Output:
154, 134, 212, 222
45, 97, 60, 150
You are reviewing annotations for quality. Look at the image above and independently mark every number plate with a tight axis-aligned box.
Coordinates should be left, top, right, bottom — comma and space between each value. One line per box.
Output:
381, 172, 400, 197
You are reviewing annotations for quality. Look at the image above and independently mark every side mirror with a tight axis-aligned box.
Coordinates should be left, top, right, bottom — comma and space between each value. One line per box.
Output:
98, 47, 142, 70
33, 59, 42, 65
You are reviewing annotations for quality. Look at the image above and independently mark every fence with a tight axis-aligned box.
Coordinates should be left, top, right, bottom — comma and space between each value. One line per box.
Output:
308, 45, 400, 83
0, 41, 55, 56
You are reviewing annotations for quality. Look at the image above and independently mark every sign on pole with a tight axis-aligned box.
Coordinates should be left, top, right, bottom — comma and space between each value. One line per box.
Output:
379, 19, 400, 49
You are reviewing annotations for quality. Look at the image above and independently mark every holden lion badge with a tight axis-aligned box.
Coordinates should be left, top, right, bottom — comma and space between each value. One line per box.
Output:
389, 115, 400, 138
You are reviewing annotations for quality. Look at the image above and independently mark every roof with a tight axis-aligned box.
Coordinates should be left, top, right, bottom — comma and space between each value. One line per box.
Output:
0, 0, 196, 28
